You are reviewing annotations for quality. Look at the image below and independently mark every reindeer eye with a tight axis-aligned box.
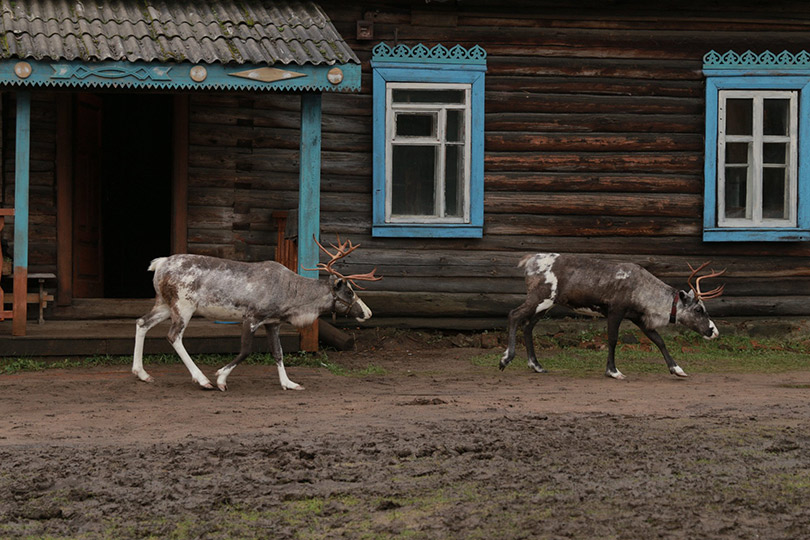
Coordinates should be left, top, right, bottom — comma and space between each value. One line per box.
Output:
695, 306, 704, 315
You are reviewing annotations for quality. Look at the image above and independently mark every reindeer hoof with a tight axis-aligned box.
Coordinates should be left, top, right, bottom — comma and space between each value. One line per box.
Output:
528, 362, 547, 374
606, 370, 626, 380
195, 379, 215, 390
217, 382, 227, 392
283, 383, 305, 391
671, 366, 688, 377
133, 370, 154, 383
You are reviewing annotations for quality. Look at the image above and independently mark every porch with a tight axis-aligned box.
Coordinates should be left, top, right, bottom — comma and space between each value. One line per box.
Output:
0, 299, 299, 357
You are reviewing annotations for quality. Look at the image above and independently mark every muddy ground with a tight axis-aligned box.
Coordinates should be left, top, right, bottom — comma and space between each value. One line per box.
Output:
1, 327, 810, 539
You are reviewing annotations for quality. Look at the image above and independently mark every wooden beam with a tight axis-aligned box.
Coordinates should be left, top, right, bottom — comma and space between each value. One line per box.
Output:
13, 91, 31, 336
56, 94, 73, 306
172, 94, 189, 254
297, 92, 322, 351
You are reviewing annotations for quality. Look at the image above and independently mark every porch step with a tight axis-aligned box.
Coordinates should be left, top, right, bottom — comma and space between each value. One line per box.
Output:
50, 298, 156, 320
0, 318, 299, 357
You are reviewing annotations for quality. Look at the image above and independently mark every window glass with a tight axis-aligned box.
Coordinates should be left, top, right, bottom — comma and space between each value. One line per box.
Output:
392, 89, 465, 103
445, 145, 463, 217
446, 110, 464, 143
725, 98, 753, 135
763, 99, 790, 136
763, 142, 787, 165
396, 113, 436, 138
723, 167, 749, 219
392, 145, 436, 216
725, 142, 749, 164
762, 168, 788, 219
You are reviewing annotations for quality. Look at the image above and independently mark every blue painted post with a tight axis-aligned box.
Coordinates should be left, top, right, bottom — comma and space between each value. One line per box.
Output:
297, 92, 322, 351
298, 92, 322, 279
13, 90, 31, 336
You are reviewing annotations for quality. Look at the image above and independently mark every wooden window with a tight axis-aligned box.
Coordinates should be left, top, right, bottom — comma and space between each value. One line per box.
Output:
386, 83, 471, 224
717, 90, 798, 228
371, 44, 486, 238
702, 74, 810, 241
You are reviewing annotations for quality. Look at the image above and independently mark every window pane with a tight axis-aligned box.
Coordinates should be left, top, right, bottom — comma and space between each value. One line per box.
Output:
396, 113, 435, 137
762, 168, 788, 219
724, 167, 749, 219
725, 142, 750, 164
725, 98, 753, 136
763, 142, 787, 165
446, 110, 464, 143
392, 89, 465, 104
763, 99, 790, 136
392, 145, 436, 216
445, 146, 463, 217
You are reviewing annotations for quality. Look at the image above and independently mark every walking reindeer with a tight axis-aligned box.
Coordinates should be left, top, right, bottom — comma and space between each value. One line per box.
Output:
132, 236, 380, 391
500, 253, 725, 379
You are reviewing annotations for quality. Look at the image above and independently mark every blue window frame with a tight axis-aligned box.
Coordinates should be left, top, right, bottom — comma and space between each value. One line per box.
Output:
703, 50, 810, 241
371, 43, 486, 238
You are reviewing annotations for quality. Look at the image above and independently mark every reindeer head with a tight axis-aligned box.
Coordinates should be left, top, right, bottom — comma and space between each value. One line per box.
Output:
308, 235, 381, 322
676, 262, 725, 340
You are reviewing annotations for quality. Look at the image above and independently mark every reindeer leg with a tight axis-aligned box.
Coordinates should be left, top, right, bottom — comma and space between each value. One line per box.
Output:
132, 303, 171, 383
267, 323, 304, 391
523, 313, 547, 373
605, 310, 626, 380
633, 323, 687, 377
167, 306, 214, 390
500, 288, 552, 371
215, 319, 258, 391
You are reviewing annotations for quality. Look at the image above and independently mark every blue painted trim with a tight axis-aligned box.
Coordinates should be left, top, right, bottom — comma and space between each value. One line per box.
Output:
703, 229, 810, 242
372, 225, 483, 238
372, 42, 486, 65
13, 90, 30, 269
298, 92, 322, 279
704, 49, 810, 70
702, 73, 810, 242
371, 57, 487, 239
0, 59, 361, 92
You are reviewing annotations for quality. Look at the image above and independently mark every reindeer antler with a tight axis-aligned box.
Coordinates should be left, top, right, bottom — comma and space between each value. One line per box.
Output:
305, 234, 382, 289
687, 261, 726, 300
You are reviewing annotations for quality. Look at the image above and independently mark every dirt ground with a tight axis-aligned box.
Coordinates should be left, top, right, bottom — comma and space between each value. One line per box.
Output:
1, 328, 810, 539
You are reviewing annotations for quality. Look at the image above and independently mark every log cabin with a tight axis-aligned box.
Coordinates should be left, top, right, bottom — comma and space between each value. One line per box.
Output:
1, 0, 809, 343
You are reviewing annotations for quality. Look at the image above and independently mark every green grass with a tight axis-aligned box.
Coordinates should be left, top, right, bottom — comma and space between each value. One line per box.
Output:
0, 350, 385, 378
472, 329, 810, 376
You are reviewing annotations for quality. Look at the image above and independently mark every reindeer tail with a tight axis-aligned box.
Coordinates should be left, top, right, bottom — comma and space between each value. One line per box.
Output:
148, 257, 168, 273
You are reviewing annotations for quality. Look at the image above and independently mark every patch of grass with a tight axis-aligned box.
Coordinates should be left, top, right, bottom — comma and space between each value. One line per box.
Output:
476, 330, 810, 376
0, 350, 384, 378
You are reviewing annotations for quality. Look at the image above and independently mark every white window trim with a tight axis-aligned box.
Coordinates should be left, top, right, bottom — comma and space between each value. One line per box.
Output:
717, 89, 798, 228
384, 82, 472, 224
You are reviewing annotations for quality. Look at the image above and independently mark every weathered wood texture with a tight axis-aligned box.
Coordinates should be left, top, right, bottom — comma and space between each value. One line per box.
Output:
5, 1, 810, 327
318, 0, 810, 321
182, 0, 810, 322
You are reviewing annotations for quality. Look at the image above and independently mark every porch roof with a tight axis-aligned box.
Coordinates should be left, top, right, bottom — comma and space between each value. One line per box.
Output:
0, 0, 359, 66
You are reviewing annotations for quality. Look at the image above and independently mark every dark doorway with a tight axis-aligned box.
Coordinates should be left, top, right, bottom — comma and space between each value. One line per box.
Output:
73, 93, 172, 298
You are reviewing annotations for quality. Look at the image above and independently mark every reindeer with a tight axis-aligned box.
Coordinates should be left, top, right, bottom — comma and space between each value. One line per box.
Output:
131, 237, 380, 391
500, 254, 725, 379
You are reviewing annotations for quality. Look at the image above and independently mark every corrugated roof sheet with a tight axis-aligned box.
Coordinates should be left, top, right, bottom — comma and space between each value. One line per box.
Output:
0, 0, 359, 65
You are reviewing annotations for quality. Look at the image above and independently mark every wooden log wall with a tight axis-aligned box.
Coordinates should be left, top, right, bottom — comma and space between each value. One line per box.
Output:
1, 93, 57, 275
183, 0, 810, 324
320, 0, 810, 323
4, 0, 810, 327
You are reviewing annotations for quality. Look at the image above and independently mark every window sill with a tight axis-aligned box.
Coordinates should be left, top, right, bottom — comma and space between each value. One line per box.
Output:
372, 224, 483, 238
703, 228, 810, 242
